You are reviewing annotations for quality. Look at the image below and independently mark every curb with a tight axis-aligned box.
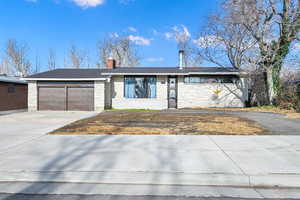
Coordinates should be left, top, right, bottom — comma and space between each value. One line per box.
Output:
1, 171, 300, 188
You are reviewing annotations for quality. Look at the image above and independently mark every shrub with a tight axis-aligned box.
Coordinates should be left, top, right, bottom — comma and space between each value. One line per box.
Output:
276, 82, 300, 112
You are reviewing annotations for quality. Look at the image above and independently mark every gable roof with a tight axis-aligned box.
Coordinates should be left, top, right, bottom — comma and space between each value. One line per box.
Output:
23, 67, 242, 80
24, 69, 109, 80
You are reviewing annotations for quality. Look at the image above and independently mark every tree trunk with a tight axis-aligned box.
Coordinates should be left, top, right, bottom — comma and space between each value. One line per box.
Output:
266, 68, 275, 104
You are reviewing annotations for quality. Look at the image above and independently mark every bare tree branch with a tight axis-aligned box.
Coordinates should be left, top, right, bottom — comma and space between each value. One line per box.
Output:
199, 0, 300, 104
4, 39, 32, 76
97, 34, 140, 68
68, 44, 87, 68
47, 49, 56, 70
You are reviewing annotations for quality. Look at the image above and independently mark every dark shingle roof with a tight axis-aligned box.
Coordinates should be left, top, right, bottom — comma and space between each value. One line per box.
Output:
26, 69, 108, 79
101, 67, 240, 74
25, 67, 241, 79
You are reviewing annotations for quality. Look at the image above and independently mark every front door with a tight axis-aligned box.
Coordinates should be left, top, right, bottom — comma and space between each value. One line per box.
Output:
168, 76, 177, 109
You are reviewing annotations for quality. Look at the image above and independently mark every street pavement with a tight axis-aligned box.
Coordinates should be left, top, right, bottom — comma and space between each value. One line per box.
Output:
0, 193, 299, 200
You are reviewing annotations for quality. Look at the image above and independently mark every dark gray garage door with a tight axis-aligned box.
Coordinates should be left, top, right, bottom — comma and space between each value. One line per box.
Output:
67, 87, 94, 111
38, 87, 66, 111
38, 82, 94, 111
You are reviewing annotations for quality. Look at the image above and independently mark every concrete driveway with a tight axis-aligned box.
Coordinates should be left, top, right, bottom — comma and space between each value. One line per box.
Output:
0, 111, 97, 153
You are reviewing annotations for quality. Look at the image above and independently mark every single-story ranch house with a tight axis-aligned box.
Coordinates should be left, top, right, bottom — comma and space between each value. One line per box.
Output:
23, 54, 248, 111
0, 74, 28, 111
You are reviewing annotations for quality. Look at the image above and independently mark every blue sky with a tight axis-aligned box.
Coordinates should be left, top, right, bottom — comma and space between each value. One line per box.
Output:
0, 0, 220, 71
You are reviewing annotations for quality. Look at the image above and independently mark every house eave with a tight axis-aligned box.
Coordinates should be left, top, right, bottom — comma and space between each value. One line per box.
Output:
101, 72, 242, 76
0, 80, 28, 84
22, 78, 107, 81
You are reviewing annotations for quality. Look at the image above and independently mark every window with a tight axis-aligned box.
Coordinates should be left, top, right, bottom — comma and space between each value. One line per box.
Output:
124, 76, 157, 98
219, 77, 238, 83
184, 76, 238, 84
7, 85, 16, 93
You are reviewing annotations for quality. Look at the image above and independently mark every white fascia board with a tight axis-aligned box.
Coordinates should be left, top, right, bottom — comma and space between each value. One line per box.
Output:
22, 78, 107, 81
0, 79, 27, 84
188, 72, 241, 75
102, 72, 241, 76
101, 73, 188, 76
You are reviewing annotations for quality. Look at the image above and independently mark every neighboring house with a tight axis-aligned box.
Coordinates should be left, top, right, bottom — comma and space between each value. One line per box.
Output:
0, 74, 28, 111
23, 52, 248, 111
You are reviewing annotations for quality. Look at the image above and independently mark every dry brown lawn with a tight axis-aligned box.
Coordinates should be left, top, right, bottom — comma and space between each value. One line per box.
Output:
51, 111, 268, 135
285, 113, 300, 119
184, 106, 300, 119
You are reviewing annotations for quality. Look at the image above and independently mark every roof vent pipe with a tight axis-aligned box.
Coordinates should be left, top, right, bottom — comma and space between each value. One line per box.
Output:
179, 50, 184, 69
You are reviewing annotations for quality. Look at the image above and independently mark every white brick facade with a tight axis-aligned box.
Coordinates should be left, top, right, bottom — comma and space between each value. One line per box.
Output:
177, 76, 246, 108
110, 75, 247, 109
26, 76, 247, 111
94, 81, 105, 111
27, 81, 38, 111
111, 75, 168, 109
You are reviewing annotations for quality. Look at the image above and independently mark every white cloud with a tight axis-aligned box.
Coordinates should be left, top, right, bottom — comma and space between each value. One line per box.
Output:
128, 35, 151, 46
110, 32, 119, 38
172, 25, 190, 38
145, 57, 165, 62
172, 25, 191, 43
165, 32, 174, 40
164, 25, 191, 43
128, 27, 137, 32
72, 0, 105, 8
193, 35, 223, 48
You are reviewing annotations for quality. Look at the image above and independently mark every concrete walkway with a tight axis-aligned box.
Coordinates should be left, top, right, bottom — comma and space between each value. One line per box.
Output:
0, 111, 97, 153
0, 135, 300, 192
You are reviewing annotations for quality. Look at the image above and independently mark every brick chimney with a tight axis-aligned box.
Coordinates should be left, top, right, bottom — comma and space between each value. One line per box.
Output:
106, 57, 116, 69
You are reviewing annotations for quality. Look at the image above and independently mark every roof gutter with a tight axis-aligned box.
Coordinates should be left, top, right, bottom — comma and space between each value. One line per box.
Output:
101, 72, 242, 76
0, 80, 27, 84
22, 78, 107, 81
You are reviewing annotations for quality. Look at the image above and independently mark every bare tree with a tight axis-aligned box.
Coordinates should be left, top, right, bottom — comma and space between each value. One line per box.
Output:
196, 14, 256, 69
68, 44, 87, 68
225, 0, 300, 103
47, 49, 56, 70
97, 34, 140, 67
172, 25, 202, 67
0, 57, 11, 75
197, 0, 300, 104
4, 39, 32, 76
33, 52, 41, 74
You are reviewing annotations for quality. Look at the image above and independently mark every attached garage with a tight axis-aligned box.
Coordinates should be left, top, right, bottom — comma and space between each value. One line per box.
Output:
24, 69, 110, 112
38, 81, 94, 111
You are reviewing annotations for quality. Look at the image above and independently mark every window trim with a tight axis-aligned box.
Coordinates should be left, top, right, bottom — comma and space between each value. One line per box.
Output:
184, 75, 239, 84
123, 75, 157, 99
